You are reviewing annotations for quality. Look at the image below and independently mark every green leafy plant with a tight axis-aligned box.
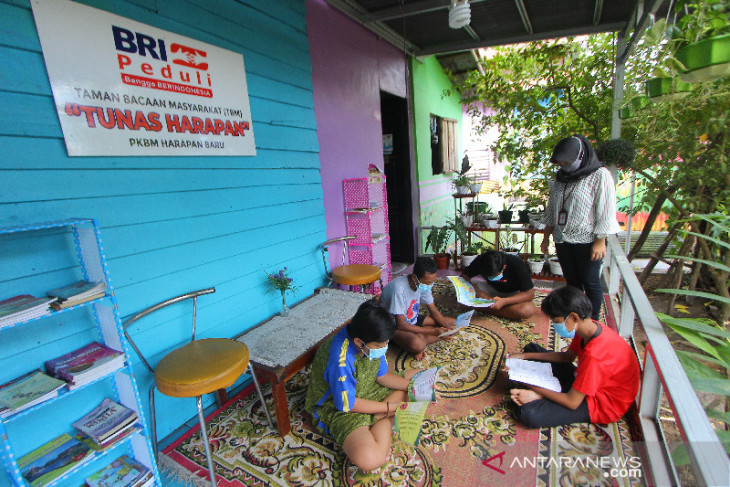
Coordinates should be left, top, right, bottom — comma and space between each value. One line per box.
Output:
425, 226, 452, 255
499, 226, 525, 252
463, 241, 489, 256
668, 0, 730, 47
451, 174, 472, 189
653, 212, 730, 461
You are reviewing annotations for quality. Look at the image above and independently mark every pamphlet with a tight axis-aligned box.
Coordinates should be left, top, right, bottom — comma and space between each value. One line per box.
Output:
394, 401, 430, 446
407, 367, 439, 402
447, 276, 495, 307
439, 310, 474, 337
505, 358, 562, 392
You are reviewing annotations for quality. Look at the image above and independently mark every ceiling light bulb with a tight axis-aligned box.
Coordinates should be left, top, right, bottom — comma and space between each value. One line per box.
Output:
449, 1, 471, 29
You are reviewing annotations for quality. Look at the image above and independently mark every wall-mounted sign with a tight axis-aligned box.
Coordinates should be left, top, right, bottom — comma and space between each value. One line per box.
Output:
31, 0, 256, 156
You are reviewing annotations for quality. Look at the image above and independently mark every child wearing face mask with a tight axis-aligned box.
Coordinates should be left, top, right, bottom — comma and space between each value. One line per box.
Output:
505, 286, 640, 428
379, 256, 456, 361
305, 300, 421, 472
460, 250, 537, 320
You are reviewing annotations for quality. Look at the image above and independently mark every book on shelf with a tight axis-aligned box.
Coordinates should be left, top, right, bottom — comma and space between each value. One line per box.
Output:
47, 280, 106, 310
0, 294, 55, 327
0, 369, 66, 418
74, 424, 142, 452
72, 398, 138, 445
18, 433, 94, 487
85, 454, 152, 487
45, 342, 125, 389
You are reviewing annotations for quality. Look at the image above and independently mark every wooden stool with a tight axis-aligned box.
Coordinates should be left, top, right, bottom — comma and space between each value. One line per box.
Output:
124, 288, 273, 487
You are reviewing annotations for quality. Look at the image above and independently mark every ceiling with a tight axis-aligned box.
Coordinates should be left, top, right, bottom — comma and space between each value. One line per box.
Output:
326, 0, 673, 79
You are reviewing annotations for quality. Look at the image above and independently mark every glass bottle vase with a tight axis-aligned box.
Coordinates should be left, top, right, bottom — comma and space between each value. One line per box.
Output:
280, 292, 290, 317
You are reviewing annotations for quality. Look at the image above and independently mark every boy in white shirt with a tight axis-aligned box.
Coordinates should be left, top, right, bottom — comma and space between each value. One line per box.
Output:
380, 257, 456, 360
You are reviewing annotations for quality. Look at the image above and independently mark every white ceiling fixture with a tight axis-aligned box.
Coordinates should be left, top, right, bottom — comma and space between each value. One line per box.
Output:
449, 0, 471, 29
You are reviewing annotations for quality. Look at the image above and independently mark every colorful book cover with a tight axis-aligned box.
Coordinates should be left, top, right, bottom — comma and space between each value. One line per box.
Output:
85, 454, 149, 487
18, 433, 93, 487
0, 369, 66, 414
45, 342, 124, 384
0, 295, 54, 324
47, 280, 105, 301
394, 402, 430, 446
72, 398, 138, 443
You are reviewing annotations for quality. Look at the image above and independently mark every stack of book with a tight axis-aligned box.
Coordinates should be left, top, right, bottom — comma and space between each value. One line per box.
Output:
85, 454, 154, 487
72, 398, 139, 451
0, 294, 55, 328
0, 369, 66, 418
47, 280, 106, 310
18, 433, 94, 487
45, 342, 125, 389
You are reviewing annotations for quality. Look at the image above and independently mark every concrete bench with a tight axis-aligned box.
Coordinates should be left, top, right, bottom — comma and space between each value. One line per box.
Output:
234, 288, 372, 436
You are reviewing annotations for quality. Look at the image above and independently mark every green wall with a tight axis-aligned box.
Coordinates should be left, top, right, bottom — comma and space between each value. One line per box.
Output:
410, 56, 463, 249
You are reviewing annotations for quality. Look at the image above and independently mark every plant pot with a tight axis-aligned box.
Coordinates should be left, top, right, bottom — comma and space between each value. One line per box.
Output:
548, 258, 563, 276
498, 210, 513, 224
469, 182, 482, 194
503, 249, 520, 256
434, 253, 450, 270
467, 202, 487, 215
461, 254, 477, 268
460, 214, 474, 227
528, 260, 544, 274
456, 186, 470, 195
618, 107, 633, 119
530, 221, 546, 230
481, 216, 499, 229
518, 209, 530, 224
676, 34, 730, 83
645, 77, 691, 101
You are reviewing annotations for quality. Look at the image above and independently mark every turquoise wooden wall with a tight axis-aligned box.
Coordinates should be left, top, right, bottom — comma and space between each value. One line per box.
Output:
0, 0, 326, 449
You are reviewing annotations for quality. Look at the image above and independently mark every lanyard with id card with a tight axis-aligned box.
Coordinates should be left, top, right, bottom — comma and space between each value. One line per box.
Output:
558, 182, 576, 226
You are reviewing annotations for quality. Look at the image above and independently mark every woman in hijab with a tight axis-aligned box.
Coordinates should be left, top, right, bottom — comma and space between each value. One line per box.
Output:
540, 135, 621, 321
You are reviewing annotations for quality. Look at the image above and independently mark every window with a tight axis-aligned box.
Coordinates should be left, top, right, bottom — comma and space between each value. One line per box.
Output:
430, 115, 458, 175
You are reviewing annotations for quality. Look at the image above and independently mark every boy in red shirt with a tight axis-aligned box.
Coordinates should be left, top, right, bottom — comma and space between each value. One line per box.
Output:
507, 286, 640, 427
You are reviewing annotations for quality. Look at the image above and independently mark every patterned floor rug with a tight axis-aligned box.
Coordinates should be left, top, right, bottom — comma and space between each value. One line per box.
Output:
161, 280, 644, 486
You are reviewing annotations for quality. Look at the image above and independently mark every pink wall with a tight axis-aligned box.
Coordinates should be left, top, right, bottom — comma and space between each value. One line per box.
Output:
306, 0, 407, 240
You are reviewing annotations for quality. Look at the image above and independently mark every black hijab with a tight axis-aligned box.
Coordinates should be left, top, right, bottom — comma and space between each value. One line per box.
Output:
552, 134, 604, 183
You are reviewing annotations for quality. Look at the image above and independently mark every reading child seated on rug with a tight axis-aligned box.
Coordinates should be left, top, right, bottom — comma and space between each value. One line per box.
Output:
460, 250, 537, 320
304, 301, 421, 472
507, 286, 640, 428
380, 256, 456, 361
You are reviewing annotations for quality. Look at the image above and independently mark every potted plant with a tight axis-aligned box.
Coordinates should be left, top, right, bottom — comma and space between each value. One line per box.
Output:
641, 19, 694, 101
517, 207, 530, 225
499, 226, 524, 255
481, 210, 499, 229
266, 267, 297, 316
425, 226, 452, 269
469, 177, 483, 195
460, 241, 488, 268
670, 1, 730, 83
451, 174, 472, 195
498, 202, 514, 224
548, 256, 563, 276
645, 76, 692, 101
527, 256, 545, 275
458, 209, 473, 227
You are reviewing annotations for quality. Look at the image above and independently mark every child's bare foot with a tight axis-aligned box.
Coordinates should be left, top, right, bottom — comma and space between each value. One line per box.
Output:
510, 388, 542, 406
414, 350, 427, 361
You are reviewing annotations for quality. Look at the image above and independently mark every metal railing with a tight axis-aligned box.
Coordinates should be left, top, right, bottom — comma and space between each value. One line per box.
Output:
603, 235, 729, 486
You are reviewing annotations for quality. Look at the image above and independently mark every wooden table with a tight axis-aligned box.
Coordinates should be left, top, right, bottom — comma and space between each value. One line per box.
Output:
234, 288, 372, 436
466, 224, 549, 255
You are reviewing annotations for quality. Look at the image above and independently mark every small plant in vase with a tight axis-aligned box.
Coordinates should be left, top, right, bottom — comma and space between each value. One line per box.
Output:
469, 177, 483, 195
425, 226, 453, 269
498, 202, 514, 224
451, 174, 472, 195
499, 226, 525, 255
266, 267, 297, 316
527, 255, 545, 275
461, 241, 489, 268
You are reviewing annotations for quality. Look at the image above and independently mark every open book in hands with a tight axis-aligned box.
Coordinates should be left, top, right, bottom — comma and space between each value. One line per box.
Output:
447, 276, 495, 307
504, 358, 561, 392
407, 367, 440, 402
439, 310, 474, 338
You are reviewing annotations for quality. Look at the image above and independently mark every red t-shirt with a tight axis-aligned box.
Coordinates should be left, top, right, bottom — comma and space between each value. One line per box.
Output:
569, 323, 640, 424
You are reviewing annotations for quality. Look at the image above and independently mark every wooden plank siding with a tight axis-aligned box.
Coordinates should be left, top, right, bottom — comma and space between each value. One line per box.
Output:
0, 0, 327, 442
